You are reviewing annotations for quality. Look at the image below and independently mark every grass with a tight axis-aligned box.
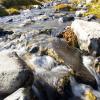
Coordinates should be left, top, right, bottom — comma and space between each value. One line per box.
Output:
84, 1, 100, 18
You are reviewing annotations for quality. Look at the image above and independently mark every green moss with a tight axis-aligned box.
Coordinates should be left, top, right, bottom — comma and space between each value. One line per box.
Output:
84, 2, 100, 18
6, 8, 20, 15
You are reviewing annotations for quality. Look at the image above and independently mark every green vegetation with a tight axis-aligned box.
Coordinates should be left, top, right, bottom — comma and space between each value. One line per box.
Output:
0, 0, 42, 8
84, 1, 100, 18
6, 8, 20, 15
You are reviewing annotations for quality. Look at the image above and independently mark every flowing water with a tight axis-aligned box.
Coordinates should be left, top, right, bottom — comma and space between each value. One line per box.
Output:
70, 56, 100, 99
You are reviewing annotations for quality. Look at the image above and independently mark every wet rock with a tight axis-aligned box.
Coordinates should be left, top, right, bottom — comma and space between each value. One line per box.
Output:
29, 55, 57, 71
62, 26, 78, 47
58, 17, 68, 23
29, 45, 39, 53
71, 19, 100, 56
70, 77, 92, 98
0, 51, 33, 97
50, 38, 97, 89
32, 65, 72, 100
0, 28, 13, 37
58, 15, 74, 23
4, 88, 33, 100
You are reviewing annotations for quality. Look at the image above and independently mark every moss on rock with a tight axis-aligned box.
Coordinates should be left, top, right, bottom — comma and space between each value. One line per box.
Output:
62, 27, 78, 47
6, 8, 20, 15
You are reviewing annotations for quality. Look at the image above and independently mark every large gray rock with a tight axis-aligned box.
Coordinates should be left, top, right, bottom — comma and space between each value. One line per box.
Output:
71, 19, 100, 56
0, 51, 33, 97
32, 65, 72, 100
51, 38, 97, 89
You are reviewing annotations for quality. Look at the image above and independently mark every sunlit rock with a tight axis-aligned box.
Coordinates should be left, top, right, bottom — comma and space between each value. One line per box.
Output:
0, 51, 33, 97
71, 19, 100, 56
51, 38, 97, 89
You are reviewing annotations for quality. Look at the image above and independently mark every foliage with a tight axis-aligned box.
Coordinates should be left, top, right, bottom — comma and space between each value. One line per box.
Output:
84, 1, 100, 18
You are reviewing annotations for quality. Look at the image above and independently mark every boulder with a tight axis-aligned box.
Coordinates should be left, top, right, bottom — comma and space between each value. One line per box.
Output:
29, 55, 57, 71
50, 38, 97, 89
58, 15, 74, 23
71, 19, 100, 56
4, 88, 33, 100
0, 51, 33, 97
32, 65, 72, 100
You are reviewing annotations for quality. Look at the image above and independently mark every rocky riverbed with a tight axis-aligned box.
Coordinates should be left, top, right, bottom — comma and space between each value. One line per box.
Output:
0, 0, 100, 100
